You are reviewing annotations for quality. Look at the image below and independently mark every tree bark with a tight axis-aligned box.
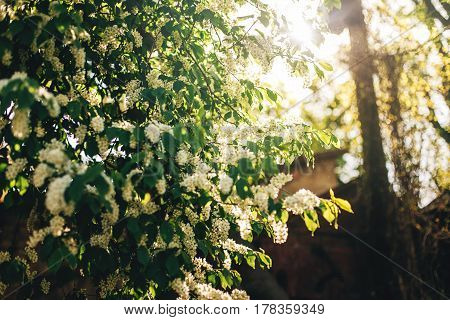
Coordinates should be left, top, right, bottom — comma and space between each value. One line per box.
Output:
383, 54, 421, 298
336, 0, 396, 298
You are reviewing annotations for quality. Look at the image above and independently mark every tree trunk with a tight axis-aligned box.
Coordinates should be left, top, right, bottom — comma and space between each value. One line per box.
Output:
337, 0, 396, 298
382, 54, 421, 298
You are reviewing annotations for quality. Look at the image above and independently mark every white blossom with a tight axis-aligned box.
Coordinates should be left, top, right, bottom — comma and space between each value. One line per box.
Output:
45, 175, 73, 216
5, 158, 27, 180
96, 135, 110, 156
231, 289, 249, 300
2, 49, 12, 66
171, 278, 190, 300
55, 94, 69, 106
35, 121, 45, 137
237, 218, 252, 241
155, 178, 166, 195
283, 188, 320, 215
70, 46, 85, 68
180, 172, 211, 193
271, 219, 288, 244
145, 123, 160, 143
180, 222, 197, 258
146, 69, 165, 88
175, 149, 190, 166
90, 116, 104, 132
75, 124, 87, 143
253, 189, 269, 212
209, 218, 230, 244
27, 229, 48, 248
125, 79, 142, 106
90, 232, 112, 250
122, 169, 142, 202
11, 108, 30, 140
131, 29, 142, 48
49, 215, 65, 237
0, 282, 7, 296
33, 163, 53, 187
218, 173, 233, 194
0, 251, 11, 263
38, 139, 68, 171
40, 278, 50, 295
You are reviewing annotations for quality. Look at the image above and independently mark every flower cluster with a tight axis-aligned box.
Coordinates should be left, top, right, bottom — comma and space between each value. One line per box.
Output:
91, 116, 105, 133
175, 149, 191, 166
0, 282, 7, 296
124, 79, 142, 107
209, 218, 230, 244
131, 29, 143, 48
45, 175, 74, 216
5, 158, 27, 180
11, 108, 30, 139
284, 189, 321, 215
171, 271, 249, 300
0, 251, 11, 263
0, 0, 347, 301
40, 279, 51, 295
144, 121, 171, 144
98, 25, 123, 54
70, 46, 86, 69
180, 223, 197, 258
270, 218, 289, 244
218, 173, 233, 194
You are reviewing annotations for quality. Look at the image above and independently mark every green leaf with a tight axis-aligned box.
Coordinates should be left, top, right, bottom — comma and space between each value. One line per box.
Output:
222, 269, 234, 287
245, 254, 256, 269
314, 64, 325, 79
0, 162, 7, 173
319, 60, 333, 71
40, 236, 55, 260
324, 0, 341, 10
160, 221, 174, 244
330, 134, 340, 148
218, 271, 230, 289
137, 246, 150, 266
316, 130, 332, 145
161, 132, 179, 156
127, 218, 142, 241
206, 272, 217, 286
304, 215, 318, 233
236, 179, 251, 199
258, 11, 270, 27
93, 175, 109, 197
173, 80, 184, 92
262, 157, 278, 175
48, 247, 65, 273
280, 209, 289, 224
66, 254, 77, 270
165, 255, 179, 276
67, 164, 103, 202
333, 198, 354, 213
105, 127, 130, 146
322, 206, 335, 224
16, 175, 29, 195
258, 252, 272, 269
237, 158, 255, 176
266, 88, 278, 102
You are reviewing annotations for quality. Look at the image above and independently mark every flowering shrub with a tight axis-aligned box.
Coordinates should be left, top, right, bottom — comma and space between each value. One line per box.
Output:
0, 0, 351, 299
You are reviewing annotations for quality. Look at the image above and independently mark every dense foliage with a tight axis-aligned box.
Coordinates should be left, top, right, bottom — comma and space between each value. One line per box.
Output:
0, 0, 351, 299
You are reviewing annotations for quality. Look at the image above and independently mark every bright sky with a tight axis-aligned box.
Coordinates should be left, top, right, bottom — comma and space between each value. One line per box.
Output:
239, 0, 449, 206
